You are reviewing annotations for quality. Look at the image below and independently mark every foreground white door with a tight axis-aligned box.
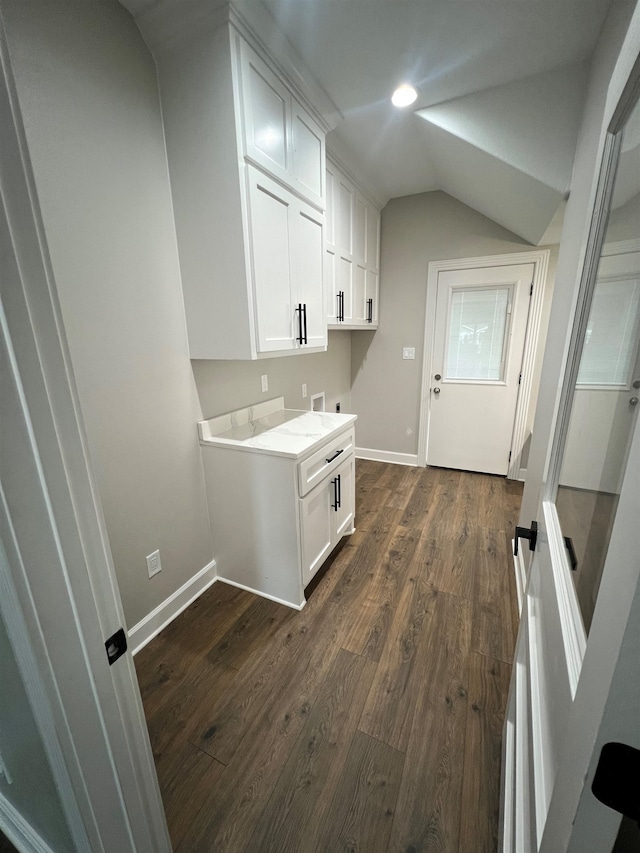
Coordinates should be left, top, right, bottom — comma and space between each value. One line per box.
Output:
427, 263, 533, 474
502, 57, 640, 852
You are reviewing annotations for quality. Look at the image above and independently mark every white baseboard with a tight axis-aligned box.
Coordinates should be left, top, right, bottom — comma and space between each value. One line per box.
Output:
513, 543, 526, 614
216, 576, 306, 611
0, 793, 55, 853
128, 559, 217, 655
355, 447, 418, 467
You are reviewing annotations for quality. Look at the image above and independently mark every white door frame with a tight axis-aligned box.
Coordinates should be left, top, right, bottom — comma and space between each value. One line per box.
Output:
0, 18, 170, 852
417, 249, 550, 478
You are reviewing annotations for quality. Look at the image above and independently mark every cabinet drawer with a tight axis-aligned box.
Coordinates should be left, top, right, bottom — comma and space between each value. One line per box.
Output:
298, 428, 355, 497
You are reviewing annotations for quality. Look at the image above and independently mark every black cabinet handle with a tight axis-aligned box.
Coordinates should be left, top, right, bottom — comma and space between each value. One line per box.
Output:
337, 473, 341, 508
302, 303, 308, 344
514, 521, 538, 556
331, 477, 339, 511
295, 303, 304, 344
326, 448, 344, 464
367, 298, 373, 323
337, 290, 345, 322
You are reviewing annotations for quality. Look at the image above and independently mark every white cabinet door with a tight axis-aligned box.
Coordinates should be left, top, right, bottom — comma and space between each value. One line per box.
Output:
294, 203, 327, 349
240, 42, 289, 182
300, 452, 356, 586
248, 167, 295, 353
336, 176, 354, 323
354, 194, 367, 267
300, 476, 334, 586
325, 165, 338, 323
291, 99, 325, 209
367, 204, 380, 271
333, 454, 355, 539
352, 264, 366, 323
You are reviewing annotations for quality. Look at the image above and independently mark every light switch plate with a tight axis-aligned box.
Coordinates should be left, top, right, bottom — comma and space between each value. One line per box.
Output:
403, 347, 416, 360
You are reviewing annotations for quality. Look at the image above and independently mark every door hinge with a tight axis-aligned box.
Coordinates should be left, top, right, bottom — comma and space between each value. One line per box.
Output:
518, 372, 522, 385
530, 282, 534, 296
105, 628, 127, 665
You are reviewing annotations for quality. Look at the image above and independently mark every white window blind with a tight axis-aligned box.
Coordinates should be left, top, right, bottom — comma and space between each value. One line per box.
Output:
577, 277, 640, 386
446, 287, 510, 380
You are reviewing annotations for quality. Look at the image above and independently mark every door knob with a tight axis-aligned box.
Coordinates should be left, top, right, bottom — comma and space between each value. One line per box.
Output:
433, 387, 441, 395
630, 397, 638, 406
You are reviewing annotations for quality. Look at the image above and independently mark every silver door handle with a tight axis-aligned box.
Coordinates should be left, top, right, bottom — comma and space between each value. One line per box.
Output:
433, 387, 441, 395
630, 397, 638, 406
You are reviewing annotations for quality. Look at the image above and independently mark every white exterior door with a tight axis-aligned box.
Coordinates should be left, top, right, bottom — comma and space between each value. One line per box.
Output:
427, 263, 533, 475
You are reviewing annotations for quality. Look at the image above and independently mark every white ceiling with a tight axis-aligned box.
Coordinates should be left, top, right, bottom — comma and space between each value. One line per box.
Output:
122, 0, 615, 244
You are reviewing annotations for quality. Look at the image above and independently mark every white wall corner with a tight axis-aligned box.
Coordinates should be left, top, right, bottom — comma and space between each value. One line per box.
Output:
127, 560, 217, 656
0, 794, 57, 853
355, 447, 419, 467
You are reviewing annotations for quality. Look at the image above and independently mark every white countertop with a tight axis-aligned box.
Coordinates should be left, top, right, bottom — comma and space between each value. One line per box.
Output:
198, 397, 357, 459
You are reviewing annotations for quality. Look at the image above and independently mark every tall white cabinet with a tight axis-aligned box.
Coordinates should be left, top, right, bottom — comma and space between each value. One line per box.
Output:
326, 155, 381, 329
157, 23, 329, 359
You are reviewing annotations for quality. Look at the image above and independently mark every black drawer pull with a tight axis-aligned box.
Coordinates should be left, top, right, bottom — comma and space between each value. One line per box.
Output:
326, 448, 344, 464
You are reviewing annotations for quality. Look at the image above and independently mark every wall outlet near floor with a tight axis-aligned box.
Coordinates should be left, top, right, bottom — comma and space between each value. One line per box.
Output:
261, 374, 268, 392
301, 383, 307, 398
146, 549, 162, 578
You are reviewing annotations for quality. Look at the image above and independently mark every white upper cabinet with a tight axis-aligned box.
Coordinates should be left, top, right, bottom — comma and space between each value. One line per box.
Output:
240, 41, 325, 210
157, 24, 328, 359
326, 155, 381, 329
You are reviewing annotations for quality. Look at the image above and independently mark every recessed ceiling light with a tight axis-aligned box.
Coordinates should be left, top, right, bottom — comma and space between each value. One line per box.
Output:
391, 83, 418, 107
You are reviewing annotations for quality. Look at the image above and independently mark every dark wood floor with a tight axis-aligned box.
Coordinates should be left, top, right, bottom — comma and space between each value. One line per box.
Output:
135, 460, 523, 853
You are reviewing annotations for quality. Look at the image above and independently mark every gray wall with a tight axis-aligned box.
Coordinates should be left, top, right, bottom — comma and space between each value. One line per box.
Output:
1, 0, 213, 629
351, 190, 557, 456
193, 331, 351, 417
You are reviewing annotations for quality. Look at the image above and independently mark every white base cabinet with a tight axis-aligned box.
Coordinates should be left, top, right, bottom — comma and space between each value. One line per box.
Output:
300, 453, 355, 586
200, 418, 356, 609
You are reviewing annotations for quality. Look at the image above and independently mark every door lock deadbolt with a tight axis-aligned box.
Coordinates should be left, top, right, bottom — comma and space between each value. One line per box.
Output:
434, 373, 441, 381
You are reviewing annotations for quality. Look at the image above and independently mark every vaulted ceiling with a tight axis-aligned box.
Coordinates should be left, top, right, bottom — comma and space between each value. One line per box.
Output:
122, 0, 615, 244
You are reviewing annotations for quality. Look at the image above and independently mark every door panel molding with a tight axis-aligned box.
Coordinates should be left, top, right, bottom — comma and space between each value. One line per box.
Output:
418, 249, 550, 476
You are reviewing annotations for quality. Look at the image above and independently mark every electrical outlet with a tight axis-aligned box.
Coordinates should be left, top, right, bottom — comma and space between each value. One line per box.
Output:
302, 383, 307, 398
146, 549, 162, 578
403, 347, 416, 360
336, 402, 341, 412
261, 374, 268, 393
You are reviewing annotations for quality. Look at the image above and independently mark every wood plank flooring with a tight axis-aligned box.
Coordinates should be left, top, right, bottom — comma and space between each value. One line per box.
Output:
135, 460, 522, 853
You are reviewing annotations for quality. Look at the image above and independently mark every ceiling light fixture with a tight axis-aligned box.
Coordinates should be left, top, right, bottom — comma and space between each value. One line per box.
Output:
391, 83, 418, 107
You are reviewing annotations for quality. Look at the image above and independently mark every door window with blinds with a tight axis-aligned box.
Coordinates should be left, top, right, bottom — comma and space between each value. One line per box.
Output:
444, 285, 513, 382
576, 276, 640, 387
